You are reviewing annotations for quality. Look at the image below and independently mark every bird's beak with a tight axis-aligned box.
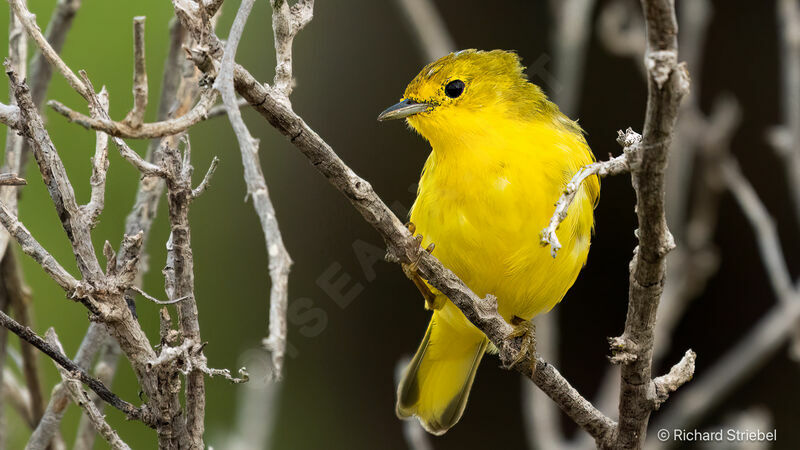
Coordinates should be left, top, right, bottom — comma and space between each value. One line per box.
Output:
377, 98, 433, 121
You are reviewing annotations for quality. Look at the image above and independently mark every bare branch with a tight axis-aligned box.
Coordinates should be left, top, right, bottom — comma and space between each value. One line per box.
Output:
652, 349, 696, 409
73, 331, 122, 450
123, 16, 148, 129
271, 0, 314, 96
28, 323, 107, 450
204, 0, 225, 17
191, 156, 220, 198
215, 0, 293, 378
161, 138, 209, 447
612, 0, 691, 446
83, 87, 110, 224
130, 286, 188, 305
7, 0, 91, 100
206, 97, 249, 118
64, 22, 196, 449
45, 329, 132, 450
0, 202, 79, 293
0, 174, 26, 185
48, 88, 218, 139
0, 310, 149, 423
0, 103, 20, 129
395, 0, 455, 62
541, 138, 632, 257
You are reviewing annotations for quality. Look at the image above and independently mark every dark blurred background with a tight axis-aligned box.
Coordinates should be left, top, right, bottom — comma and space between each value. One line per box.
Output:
1, 0, 799, 448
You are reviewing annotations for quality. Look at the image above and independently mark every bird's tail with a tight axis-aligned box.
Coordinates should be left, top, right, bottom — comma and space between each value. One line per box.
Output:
396, 301, 488, 435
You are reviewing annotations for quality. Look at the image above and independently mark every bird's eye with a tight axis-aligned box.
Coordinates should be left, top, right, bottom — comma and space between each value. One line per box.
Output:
445, 80, 465, 98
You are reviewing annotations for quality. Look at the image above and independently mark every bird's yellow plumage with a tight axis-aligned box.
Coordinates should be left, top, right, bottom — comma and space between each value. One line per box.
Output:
379, 50, 598, 435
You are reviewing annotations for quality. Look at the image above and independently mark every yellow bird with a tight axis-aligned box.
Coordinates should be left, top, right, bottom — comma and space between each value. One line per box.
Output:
378, 49, 599, 435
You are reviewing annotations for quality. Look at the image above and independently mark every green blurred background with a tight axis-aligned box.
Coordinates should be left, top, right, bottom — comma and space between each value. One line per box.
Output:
1, 0, 799, 448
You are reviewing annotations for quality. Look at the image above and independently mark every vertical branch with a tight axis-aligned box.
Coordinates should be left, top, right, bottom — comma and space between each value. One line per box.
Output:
83, 88, 110, 224
215, 0, 294, 378
612, 0, 690, 447
162, 138, 207, 448
123, 17, 148, 128
271, 0, 313, 96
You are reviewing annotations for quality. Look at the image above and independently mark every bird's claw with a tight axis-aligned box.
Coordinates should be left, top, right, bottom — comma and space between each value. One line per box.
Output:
402, 222, 441, 310
502, 316, 537, 375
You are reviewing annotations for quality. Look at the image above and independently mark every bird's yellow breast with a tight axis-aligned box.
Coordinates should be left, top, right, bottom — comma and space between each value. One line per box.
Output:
409, 112, 597, 323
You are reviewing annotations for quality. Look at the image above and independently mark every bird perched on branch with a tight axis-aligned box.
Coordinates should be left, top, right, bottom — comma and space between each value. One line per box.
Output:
378, 49, 599, 435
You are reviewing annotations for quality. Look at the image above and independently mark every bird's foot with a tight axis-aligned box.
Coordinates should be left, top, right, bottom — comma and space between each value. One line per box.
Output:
402, 222, 442, 310
502, 316, 537, 375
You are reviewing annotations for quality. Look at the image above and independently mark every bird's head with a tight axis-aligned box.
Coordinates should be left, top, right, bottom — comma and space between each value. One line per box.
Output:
378, 49, 553, 144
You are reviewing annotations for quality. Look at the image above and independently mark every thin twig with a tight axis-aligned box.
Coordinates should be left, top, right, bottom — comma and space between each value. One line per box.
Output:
45, 329, 132, 450
83, 87, 110, 224
130, 286, 188, 305
0, 173, 26, 185
48, 88, 218, 139
0, 202, 79, 294
541, 145, 632, 257
206, 97, 249, 118
123, 16, 148, 129
28, 323, 107, 450
191, 156, 220, 198
0, 310, 149, 423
